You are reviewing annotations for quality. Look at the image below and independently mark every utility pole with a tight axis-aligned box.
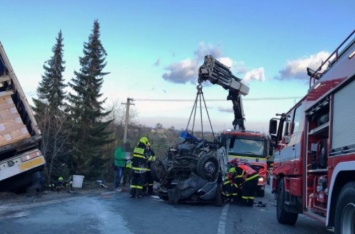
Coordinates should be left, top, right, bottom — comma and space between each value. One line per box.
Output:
121, 97, 134, 186
122, 97, 134, 144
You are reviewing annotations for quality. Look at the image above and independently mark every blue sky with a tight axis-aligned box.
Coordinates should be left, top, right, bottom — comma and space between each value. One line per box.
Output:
1, 0, 354, 132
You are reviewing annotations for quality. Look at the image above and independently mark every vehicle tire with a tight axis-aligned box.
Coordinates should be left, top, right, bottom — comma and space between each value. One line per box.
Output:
196, 152, 219, 180
334, 182, 355, 234
150, 159, 167, 183
276, 178, 298, 225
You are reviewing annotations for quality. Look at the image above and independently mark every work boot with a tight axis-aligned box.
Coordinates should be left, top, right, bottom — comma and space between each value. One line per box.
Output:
130, 189, 136, 198
136, 190, 142, 198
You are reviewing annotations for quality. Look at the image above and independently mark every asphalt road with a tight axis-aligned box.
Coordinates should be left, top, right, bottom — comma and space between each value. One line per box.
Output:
0, 186, 332, 234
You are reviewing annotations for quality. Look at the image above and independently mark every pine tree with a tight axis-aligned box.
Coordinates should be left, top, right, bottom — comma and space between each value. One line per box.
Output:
33, 31, 70, 182
67, 20, 113, 177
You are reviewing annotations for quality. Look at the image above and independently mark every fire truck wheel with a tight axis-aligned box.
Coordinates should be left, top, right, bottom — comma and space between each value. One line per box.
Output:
335, 182, 355, 234
276, 179, 298, 225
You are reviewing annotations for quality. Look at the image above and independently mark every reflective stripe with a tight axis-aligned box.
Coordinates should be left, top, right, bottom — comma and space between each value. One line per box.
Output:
245, 173, 259, 181
132, 167, 147, 171
148, 156, 156, 161
235, 173, 244, 178
133, 154, 146, 159
242, 196, 254, 200
134, 148, 145, 154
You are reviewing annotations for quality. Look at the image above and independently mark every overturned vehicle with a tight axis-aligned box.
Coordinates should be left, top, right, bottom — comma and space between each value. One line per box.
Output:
150, 131, 227, 205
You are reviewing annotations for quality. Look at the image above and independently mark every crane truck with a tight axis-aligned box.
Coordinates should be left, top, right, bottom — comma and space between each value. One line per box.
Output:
199, 55, 271, 197
269, 30, 355, 233
0, 42, 45, 192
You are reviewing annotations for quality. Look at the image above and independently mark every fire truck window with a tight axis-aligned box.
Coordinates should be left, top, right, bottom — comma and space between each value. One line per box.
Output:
283, 112, 292, 136
291, 105, 302, 134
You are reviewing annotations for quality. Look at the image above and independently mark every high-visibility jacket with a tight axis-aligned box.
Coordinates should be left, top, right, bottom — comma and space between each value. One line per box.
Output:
132, 144, 148, 173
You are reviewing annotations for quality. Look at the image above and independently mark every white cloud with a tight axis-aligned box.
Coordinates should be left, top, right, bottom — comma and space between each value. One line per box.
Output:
243, 67, 265, 82
276, 51, 330, 80
162, 43, 262, 85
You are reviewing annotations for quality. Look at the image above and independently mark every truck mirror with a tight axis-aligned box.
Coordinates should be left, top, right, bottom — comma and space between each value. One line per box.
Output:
269, 119, 278, 134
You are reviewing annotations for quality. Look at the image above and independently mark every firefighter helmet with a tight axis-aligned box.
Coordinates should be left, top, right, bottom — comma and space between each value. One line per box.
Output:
139, 137, 150, 146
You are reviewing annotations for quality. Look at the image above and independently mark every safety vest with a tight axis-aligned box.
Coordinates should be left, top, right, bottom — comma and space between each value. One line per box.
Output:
132, 147, 148, 173
133, 147, 146, 159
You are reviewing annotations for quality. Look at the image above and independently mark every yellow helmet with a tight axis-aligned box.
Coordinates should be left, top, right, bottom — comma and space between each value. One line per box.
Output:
139, 137, 149, 146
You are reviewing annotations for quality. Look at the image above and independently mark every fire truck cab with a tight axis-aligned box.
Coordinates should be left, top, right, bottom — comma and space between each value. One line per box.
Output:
220, 130, 271, 197
269, 30, 355, 233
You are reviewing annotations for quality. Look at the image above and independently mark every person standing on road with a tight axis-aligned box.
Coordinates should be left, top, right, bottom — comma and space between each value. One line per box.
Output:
130, 137, 150, 198
144, 143, 156, 195
114, 145, 126, 192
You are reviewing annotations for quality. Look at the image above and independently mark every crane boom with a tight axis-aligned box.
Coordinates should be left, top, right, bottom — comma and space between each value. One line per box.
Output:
198, 55, 249, 130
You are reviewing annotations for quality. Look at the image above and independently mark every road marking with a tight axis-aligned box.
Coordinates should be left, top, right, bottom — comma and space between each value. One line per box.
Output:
218, 203, 229, 234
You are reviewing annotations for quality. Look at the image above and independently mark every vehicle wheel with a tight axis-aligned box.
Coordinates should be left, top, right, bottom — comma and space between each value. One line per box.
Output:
150, 159, 167, 182
276, 178, 298, 225
196, 152, 219, 180
257, 188, 265, 197
335, 182, 355, 234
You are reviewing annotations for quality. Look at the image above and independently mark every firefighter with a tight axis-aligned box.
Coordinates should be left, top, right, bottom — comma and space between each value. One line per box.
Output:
222, 165, 240, 202
130, 137, 150, 198
231, 159, 259, 207
144, 143, 156, 195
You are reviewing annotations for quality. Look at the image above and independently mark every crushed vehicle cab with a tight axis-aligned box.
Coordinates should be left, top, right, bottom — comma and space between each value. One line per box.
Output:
151, 131, 227, 205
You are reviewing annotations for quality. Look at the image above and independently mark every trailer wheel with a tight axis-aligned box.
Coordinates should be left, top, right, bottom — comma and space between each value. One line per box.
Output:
276, 178, 298, 225
335, 182, 355, 234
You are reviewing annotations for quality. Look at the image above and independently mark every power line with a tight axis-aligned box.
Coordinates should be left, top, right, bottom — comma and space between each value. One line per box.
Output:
133, 97, 302, 102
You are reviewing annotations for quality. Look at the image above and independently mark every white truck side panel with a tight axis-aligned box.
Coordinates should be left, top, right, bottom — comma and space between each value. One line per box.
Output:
332, 79, 355, 150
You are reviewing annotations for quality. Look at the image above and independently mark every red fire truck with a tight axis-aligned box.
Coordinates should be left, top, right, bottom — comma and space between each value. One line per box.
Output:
269, 30, 355, 233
